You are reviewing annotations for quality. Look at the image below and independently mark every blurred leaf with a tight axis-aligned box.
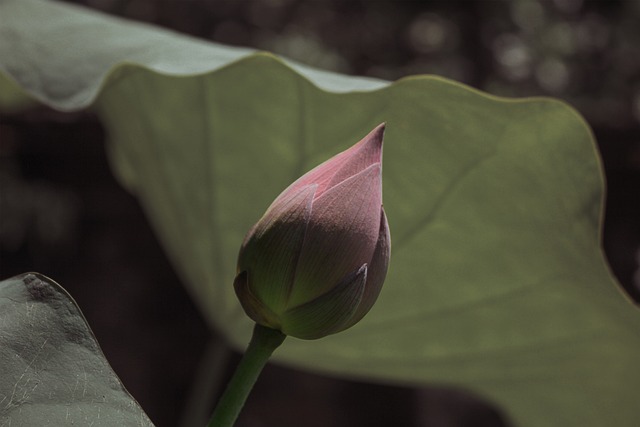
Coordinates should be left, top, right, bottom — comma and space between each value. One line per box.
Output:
1, 1, 639, 426
0, 73, 36, 112
0, 273, 154, 426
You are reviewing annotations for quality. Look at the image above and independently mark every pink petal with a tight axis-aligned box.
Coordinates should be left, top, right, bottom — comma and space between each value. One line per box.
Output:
348, 206, 391, 326
273, 123, 385, 204
324, 123, 385, 194
287, 163, 382, 307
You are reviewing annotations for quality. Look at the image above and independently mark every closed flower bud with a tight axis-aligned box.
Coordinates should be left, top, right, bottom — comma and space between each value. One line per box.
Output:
234, 124, 391, 340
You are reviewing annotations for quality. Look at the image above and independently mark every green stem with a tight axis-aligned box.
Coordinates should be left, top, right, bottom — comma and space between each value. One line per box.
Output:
206, 323, 286, 427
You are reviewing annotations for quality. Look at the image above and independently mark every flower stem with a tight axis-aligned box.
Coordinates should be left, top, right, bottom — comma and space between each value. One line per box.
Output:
206, 323, 286, 427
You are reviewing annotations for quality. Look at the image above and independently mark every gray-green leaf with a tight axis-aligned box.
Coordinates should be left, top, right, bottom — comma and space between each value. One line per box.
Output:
0, 273, 154, 426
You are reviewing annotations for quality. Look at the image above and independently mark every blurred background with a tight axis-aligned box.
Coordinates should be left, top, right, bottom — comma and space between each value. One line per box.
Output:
1, 0, 639, 426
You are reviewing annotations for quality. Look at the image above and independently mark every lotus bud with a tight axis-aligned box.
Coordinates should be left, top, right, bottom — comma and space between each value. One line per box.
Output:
234, 124, 391, 340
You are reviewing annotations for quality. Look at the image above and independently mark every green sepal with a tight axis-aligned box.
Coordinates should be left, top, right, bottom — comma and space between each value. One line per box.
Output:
281, 264, 367, 339
233, 270, 281, 330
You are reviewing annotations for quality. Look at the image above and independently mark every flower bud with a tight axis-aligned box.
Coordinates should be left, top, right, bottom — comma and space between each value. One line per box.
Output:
234, 124, 390, 340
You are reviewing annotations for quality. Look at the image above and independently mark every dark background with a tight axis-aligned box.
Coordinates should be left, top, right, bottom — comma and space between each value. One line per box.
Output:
1, 1, 639, 426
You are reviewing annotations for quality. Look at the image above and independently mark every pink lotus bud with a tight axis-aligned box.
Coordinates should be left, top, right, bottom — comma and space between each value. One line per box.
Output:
234, 124, 390, 340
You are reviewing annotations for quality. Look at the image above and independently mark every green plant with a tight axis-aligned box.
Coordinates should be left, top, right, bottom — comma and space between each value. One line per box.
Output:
1, 1, 639, 426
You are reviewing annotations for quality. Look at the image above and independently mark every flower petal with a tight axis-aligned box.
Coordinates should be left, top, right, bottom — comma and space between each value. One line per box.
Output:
237, 184, 316, 313
349, 206, 391, 325
281, 264, 367, 339
272, 123, 385, 203
324, 123, 385, 193
287, 163, 382, 307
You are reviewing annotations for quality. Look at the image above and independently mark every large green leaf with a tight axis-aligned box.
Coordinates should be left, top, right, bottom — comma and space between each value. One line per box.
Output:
0, 273, 154, 426
1, 1, 639, 426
